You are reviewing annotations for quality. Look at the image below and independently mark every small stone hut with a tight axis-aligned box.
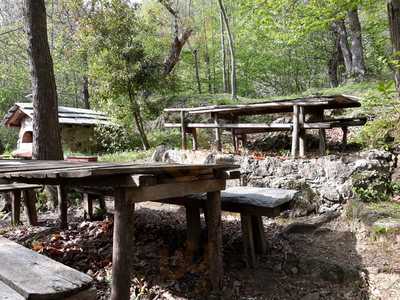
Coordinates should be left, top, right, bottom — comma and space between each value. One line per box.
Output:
3, 103, 113, 156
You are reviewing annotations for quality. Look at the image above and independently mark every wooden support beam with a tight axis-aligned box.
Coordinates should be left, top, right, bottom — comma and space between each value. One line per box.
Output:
185, 203, 201, 256
57, 186, 68, 229
180, 111, 188, 150
251, 216, 267, 254
299, 106, 306, 158
22, 189, 38, 226
240, 213, 256, 268
206, 191, 223, 292
84, 193, 93, 220
318, 110, 327, 156
191, 128, 198, 150
291, 105, 299, 158
111, 188, 135, 300
212, 113, 222, 151
11, 191, 21, 226
342, 126, 348, 147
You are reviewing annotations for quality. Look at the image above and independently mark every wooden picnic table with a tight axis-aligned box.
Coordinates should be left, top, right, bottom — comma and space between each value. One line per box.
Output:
164, 94, 366, 157
0, 159, 237, 300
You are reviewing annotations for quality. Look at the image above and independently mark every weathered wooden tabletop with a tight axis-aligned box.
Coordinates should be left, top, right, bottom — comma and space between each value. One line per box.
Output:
0, 159, 237, 300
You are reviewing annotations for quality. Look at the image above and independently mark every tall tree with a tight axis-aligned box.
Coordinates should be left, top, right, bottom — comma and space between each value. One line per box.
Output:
218, 0, 237, 100
332, 19, 353, 77
220, 11, 228, 93
23, 0, 63, 160
388, 0, 400, 95
347, 7, 366, 80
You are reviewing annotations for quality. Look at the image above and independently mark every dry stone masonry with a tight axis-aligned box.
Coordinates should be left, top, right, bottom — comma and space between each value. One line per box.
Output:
153, 147, 395, 216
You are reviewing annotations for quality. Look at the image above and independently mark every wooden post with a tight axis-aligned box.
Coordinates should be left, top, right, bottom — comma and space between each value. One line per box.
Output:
205, 191, 223, 292
84, 193, 93, 220
57, 186, 68, 229
318, 110, 327, 156
111, 188, 135, 300
191, 128, 198, 151
99, 195, 107, 211
180, 111, 187, 150
251, 216, 267, 254
22, 189, 38, 226
242, 134, 247, 150
299, 106, 306, 158
185, 203, 201, 256
241, 213, 256, 268
291, 105, 299, 158
342, 126, 348, 147
212, 113, 222, 151
232, 129, 238, 154
11, 191, 21, 226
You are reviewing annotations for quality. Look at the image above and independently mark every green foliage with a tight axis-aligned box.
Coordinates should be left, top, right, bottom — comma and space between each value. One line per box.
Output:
352, 171, 395, 202
99, 150, 153, 162
94, 124, 141, 153
148, 129, 181, 148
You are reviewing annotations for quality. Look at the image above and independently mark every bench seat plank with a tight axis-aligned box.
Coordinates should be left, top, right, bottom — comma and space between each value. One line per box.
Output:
0, 238, 93, 300
0, 184, 41, 192
221, 187, 298, 208
0, 281, 24, 300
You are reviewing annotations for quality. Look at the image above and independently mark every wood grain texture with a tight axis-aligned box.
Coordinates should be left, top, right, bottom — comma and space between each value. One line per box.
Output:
0, 237, 93, 300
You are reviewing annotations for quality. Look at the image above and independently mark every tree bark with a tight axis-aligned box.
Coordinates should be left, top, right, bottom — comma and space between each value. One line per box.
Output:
328, 29, 340, 88
23, 0, 63, 161
218, 0, 237, 100
332, 19, 352, 77
347, 7, 366, 80
82, 75, 90, 109
193, 49, 202, 93
219, 11, 228, 93
388, 0, 400, 95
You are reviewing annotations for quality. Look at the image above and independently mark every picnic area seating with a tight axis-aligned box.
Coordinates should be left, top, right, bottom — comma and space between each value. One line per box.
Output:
0, 183, 41, 226
0, 237, 96, 300
163, 94, 367, 157
161, 186, 298, 267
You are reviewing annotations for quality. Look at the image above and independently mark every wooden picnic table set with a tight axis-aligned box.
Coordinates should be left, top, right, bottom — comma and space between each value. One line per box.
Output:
163, 94, 367, 157
0, 159, 239, 299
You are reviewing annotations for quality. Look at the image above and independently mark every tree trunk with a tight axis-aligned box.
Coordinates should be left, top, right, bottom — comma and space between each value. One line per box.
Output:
347, 7, 366, 80
219, 11, 228, 93
23, 0, 63, 161
332, 19, 352, 77
218, 0, 237, 100
82, 75, 90, 109
193, 49, 202, 94
127, 83, 150, 150
388, 0, 400, 95
328, 29, 340, 88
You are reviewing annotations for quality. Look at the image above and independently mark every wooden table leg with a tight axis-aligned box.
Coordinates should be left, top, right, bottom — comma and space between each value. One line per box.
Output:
57, 186, 68, 229
185, 202, 201, 257
11, 191, 21, 226
111, 188, 135, 300
23, 189, 38, 226
291, 105, 299, 158
206, 191, 223, 292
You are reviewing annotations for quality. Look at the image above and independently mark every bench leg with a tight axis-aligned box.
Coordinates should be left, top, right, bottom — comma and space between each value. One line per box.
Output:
185, 203, 201, 257
206, 191, 223, 292
23, 189, 38, 226
251, 216, 267, 254
84, 193, 94, 220
240, 213, 256, 268
99, 195, 107, 211
57, 186, 68, 229
11, 191, 21, 226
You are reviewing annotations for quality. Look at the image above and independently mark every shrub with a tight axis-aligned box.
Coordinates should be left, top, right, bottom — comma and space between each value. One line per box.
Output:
352, 170, 393, 202
94, 124, 141, 153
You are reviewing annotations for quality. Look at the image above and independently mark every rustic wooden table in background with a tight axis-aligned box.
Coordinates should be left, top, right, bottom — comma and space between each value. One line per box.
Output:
0, 160, 237, 300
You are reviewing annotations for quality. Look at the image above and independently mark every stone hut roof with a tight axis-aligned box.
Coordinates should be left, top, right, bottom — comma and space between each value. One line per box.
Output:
3, 103, 114, 128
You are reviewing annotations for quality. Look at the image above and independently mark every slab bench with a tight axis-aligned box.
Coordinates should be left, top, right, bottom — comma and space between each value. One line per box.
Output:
0, 237, 96, 300
161, 186, 298, 267
0, 183, 41, 226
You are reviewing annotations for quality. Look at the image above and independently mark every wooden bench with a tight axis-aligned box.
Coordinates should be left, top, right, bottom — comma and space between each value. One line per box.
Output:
0, 183, 41, 226
0, 237, 96, 300
162, 186, 298, 267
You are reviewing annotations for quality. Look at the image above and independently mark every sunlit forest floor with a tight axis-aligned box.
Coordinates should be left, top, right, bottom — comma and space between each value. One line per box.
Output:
1, 199, 399, 300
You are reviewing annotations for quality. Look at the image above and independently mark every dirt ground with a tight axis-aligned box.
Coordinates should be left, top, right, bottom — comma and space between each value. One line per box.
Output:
1, 201, 400, 300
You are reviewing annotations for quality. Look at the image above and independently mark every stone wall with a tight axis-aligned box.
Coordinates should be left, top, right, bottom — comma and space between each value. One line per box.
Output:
153, 147, 395, 216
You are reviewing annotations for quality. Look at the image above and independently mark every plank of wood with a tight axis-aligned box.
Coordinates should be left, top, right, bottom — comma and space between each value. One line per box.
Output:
164, 122, 292, 130
0, 237, 93, 300
291, 105, 299, 158
11, 191, 21, 226
241, 213, 256, 268
0, 281, 25, 300
0, 183, 41, 192
126, 179, 226, 202
22, 189, 38, 226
